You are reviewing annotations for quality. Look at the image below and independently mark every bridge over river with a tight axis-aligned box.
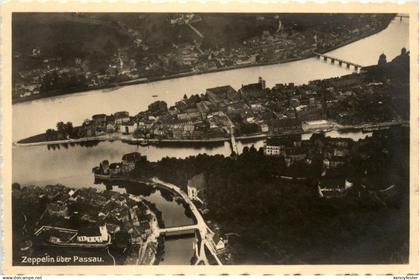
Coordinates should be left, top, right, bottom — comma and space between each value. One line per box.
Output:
159, 224, 199, 234
313, 52, 364, 72
151, 177, 223, 265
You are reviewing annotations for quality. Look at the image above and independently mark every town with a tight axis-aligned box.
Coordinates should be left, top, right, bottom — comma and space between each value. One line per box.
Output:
10, 10, 412, 268
12, 13, 394, 102
12, 184, 163, 265
132, 125, 408, 263
18, 50, 409, 154
12, 173, 234, 265
93, 123, 407, 201
86, 118, 409, 264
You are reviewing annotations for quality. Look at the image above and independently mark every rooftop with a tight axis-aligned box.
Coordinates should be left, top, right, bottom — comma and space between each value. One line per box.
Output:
206, 85, 237, 96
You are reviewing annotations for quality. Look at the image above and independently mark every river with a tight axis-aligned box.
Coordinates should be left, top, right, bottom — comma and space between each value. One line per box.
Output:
11, 16, 409, 265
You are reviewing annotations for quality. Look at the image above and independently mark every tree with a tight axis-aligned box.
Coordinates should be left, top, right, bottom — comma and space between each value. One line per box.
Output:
66, 122, 74, 137
45, 129, 55, 141
249, 145, 257, 153
12, 183, 21, 191
104, 40, 117, 55
224, 24, 232, 34
56, 122, 66, 133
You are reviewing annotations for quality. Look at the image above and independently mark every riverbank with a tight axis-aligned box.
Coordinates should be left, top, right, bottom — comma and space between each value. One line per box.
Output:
14, 132, 268, 147
15, 119, 408, 147
12, 19, 393, 105
97, 176, 223, 265
137, 202, 161, 265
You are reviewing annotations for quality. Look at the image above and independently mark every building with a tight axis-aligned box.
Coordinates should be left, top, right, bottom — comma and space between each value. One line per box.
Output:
206, 85, 238, 109
378, 53, 387, 66
260, 123, 269, 133
92, 114, 107, 125
264, 145, 282, 156
77, 225, 109, 243
34, 226, 78, 244
109, 163, 122, 175
285, 147, 307, 166
323, 156, 346, 169
226, 101, 252, 120
148, 101, 168, 114
296, 105, 323, 121
106, 123, 116, 133
121, 152, 146, 173
318, 177, 353, 198
269, 118, 303, 136
326, 137, 353, 148
210, 232, 226, 252
114, 111, 130, 125
187, 173, 206, 203
106, 114, 115, 124
122, 120, 137, 134
333, 147, 350, 157
264, 134, 302, 157
196, 101, 212, 119
302, 120, 333, 132
239, 77, 266, 99
177, 109, 201, 121
106, 223, 121, 235
100, 160, 110, 174
46, 202, 68, 217
175, 100, 188, 111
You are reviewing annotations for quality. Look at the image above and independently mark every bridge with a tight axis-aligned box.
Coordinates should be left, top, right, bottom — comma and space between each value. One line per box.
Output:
151, 177, 224, 266
398, 15, 409, 22
187, 23, 204, 39
397, 14, 409, 19
229, 125, 239, 156
158, 224, 199, 235
313, 52, 363, 72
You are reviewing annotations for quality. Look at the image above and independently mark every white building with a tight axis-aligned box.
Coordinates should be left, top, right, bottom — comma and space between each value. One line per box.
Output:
77, 225, 109, 243
187, 174, 205, 204
187, 185, 199, 201
302, 120, 333, 131
122, 121, 137, 134
318, 179, 353, 198
260, 123, 269, 133
264, 145, 283, 156
211, 233, 226, 251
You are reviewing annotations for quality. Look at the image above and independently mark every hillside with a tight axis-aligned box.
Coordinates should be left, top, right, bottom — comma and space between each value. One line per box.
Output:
12, 13, 394, 102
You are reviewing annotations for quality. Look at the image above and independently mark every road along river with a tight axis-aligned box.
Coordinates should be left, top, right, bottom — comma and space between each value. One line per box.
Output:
11, 16, 409, 265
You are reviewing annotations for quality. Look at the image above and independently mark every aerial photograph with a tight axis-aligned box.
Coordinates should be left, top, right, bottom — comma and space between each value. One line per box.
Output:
11, 12, 410, 266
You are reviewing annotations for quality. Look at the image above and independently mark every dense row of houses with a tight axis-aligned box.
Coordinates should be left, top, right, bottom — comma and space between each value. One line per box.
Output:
42, 58, 401, 146
263, 127, 404, 200
263, 132, 355, 198
93, 152, 147, 178
31, 184, 155, 248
